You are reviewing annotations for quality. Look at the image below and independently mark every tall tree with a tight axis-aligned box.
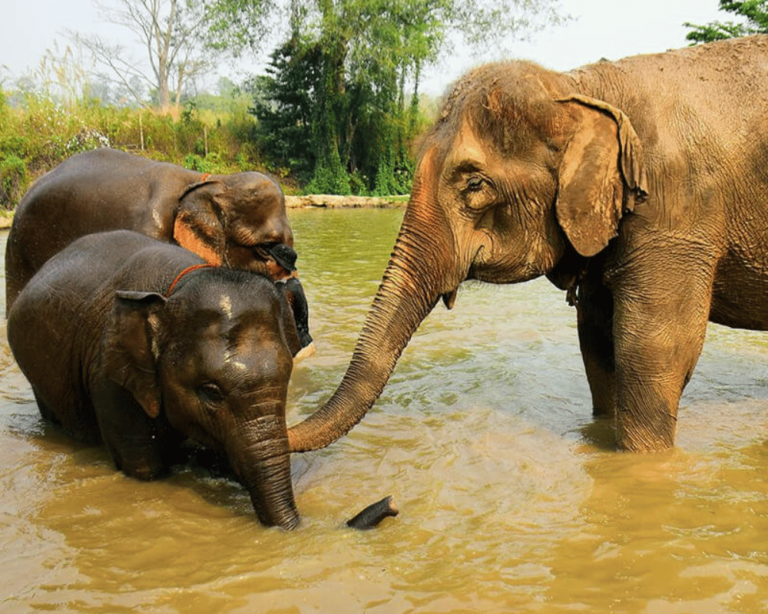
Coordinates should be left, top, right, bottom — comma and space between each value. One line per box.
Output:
685, 0, 768, 43
251, 37, 321, 181
254, 0, 565, 194
73, 0, 273, 113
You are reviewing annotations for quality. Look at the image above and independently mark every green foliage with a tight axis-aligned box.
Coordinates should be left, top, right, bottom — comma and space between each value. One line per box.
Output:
306, 35, 353, 195
685, 1, 768, 43
249, 12, 430, 195
0, 90, 7, 127
5, 0, 562, 200
2, 0, 561, 202
249, 0, 563, 195
183, 152, 226, 173
0, 87, 265, 208
203, 0, 275, 55
0, 155, 28, 209
0, 135, 31, 160
250, 37, 321, 183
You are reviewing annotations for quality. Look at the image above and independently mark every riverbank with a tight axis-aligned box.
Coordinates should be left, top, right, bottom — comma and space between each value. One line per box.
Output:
0, 195, 407, 231
284, 194, 407, 208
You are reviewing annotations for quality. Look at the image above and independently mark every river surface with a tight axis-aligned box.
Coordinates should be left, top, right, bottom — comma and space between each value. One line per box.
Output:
1, 207, 768, 613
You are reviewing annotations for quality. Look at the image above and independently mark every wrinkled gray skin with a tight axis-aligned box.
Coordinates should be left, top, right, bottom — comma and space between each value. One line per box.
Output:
8, 231, 301, 529
5, 148, 293, 313
287, 35, 768, 454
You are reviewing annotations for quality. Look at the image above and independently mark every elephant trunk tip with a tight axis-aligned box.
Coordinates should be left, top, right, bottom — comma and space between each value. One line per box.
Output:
278, 512, 301, 531
442, 289, 458, 310
346, 495, 399, 530
254, 498, 301, 531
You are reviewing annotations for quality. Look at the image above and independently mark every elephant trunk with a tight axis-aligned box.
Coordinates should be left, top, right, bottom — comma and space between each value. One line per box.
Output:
288, 165, 455, 452
232, 413, 300, 530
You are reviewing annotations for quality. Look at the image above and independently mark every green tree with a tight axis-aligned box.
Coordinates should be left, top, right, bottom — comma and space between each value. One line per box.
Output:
72, 0, 274, 113
685, 0, 768, 43
250, 37, 321, 182
255, 0, 565, 194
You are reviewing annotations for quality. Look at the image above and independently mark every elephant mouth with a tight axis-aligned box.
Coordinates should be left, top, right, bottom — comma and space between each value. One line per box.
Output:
255, 242, 298, 270
440, 244, 489, 310
254, 244, 277, 262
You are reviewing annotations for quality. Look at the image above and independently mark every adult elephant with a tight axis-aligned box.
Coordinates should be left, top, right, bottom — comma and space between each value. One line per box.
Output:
5, 148, 293, 312
287, 35, 768, 454
8, 230, 301, 529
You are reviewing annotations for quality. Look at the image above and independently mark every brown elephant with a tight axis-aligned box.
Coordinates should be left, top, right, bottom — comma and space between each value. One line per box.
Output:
8, 230, 301, 529
286, 35, 768, 453
5, 148, 293, 313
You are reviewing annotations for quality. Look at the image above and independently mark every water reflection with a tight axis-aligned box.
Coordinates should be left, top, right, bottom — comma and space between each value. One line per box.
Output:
1, 209, 767, 613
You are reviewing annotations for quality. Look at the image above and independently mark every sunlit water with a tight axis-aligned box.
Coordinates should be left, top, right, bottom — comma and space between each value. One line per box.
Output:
1, 208, 767, 613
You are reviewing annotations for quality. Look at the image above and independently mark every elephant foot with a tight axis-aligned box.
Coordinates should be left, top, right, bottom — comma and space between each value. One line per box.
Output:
346, 495, 399, 530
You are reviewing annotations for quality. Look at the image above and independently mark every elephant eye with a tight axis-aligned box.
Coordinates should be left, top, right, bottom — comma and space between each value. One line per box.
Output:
466, 176, 484, 192
463, 175, 497, 211
197, 383, 225, 405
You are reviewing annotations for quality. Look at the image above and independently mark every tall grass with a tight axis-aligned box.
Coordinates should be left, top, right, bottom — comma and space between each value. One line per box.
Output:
0, 91, 264, 210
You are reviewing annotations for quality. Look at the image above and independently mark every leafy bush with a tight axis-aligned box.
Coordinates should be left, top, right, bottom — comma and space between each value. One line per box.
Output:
0, 135, 31, 159
0, 78, 431, 207
0, 89, 270, 207
0, 155, 28, 209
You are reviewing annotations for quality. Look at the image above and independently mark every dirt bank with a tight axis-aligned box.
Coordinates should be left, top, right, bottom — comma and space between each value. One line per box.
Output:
285, 195, 406, 208
0, 195, 406, 231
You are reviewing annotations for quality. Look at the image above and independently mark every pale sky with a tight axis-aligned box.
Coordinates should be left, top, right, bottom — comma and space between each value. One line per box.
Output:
2, 0, 728, 96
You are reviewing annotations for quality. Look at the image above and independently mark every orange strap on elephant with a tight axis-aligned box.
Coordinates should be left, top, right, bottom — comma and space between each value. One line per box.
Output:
166, 264, 214, 297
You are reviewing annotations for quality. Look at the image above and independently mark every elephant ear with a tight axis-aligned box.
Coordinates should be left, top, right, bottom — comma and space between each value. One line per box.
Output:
277, 285, 303, 358
173, 180, 227, 266
554, 94, 648, 257
102, 291, 166, 418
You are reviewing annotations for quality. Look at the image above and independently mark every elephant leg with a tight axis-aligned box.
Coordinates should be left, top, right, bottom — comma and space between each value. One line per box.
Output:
611, 258, 714, 451
93, 380, 182, 480
32, 388, 103, 444
32, 388, 63, 427
576, 279, 616, 417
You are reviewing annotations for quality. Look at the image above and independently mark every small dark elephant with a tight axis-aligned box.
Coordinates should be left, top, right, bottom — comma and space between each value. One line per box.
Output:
7, 230, 302, 529
5, 148, 294, 312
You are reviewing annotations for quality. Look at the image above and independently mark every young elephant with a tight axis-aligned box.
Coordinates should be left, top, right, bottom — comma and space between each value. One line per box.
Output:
7, 230, 302, 530
5, 148, 294, 312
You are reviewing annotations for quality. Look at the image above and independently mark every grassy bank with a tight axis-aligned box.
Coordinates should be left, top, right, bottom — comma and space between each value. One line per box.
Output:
0, 91, 269, 210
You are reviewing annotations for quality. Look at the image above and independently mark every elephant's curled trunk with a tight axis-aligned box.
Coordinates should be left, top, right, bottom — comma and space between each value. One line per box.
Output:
288, 194, 451, 453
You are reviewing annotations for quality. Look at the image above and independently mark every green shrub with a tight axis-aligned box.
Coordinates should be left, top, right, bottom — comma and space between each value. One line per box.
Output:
0, 155, 28, 209
183, 153, 208, 172
0, 80, 426, 202
0, 135, 31, 159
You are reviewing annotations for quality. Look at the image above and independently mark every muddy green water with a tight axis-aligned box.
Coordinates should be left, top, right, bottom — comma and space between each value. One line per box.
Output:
2, 208, 768, 613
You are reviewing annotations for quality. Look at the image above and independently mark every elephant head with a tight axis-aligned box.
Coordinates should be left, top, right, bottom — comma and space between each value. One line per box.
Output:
287, 61, 648, 452
104, 269, 300, 529
172, 172, 294, 274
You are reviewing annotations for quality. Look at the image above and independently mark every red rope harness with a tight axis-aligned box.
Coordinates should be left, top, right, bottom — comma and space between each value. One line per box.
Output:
166, 264, 215, 297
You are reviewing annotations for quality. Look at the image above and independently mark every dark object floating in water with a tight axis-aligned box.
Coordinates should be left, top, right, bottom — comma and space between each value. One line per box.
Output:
346, 496, 399, 529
